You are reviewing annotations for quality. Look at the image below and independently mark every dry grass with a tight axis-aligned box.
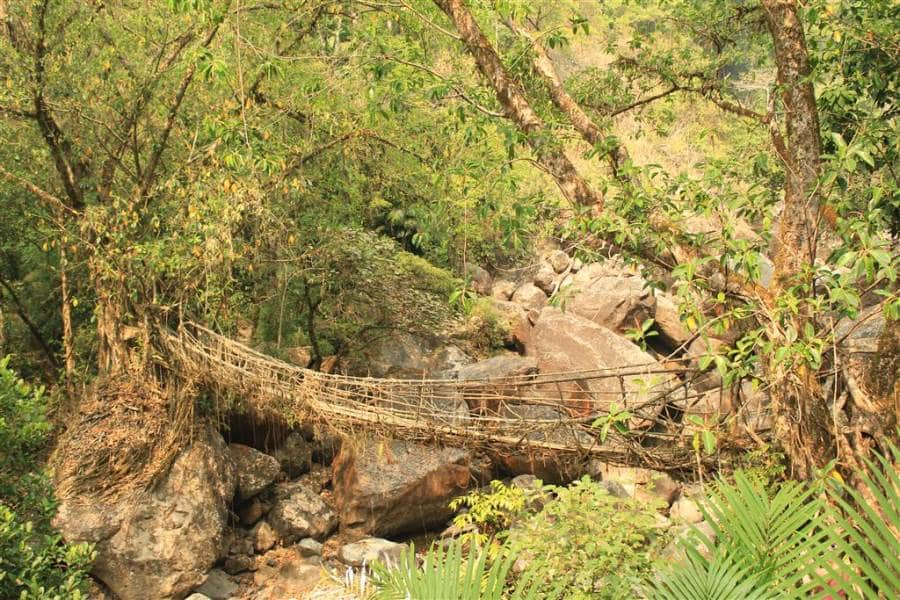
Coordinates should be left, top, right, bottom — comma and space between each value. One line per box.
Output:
52, 375, 194, 502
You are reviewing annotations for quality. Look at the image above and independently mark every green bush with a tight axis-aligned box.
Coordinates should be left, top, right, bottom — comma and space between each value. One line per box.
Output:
508, 476, 666, 600
0, 357, 94, 600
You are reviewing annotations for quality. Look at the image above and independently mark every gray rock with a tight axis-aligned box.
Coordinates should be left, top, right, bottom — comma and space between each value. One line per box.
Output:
491, 280, 517, 301
835, 302, 898, 416
253, 520, 279, 553
570, 258, 583, 273
222, 555, 255, 575
533, 265, 557, 295
185, 595, 212, 600
332, 439, 473, 537
229, 443, 281, 500
268, 481, 338, 542
358, 332, 437, 378
271, 432, 313, 479
511, 282, 547, 312
548, 250, 571, 274
53, 427, 236, 600
195, 569, 238, 600
456, 354, 538, 381
564, 273, 656, 335
458, 353, 537, 414
467, 264, 493, 296
339, 538, 405, 567
597, 480, 630, 498
491, 404, 594, 484
297, 538, 323, 557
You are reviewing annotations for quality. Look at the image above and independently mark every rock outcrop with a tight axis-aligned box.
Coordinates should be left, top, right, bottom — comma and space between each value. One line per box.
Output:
332, 439, 473, 537
54, 426, 236, 600
491, 404, 594, 483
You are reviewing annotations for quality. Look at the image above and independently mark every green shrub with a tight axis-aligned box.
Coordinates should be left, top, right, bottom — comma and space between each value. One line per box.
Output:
0, 357, 94, 600
508, 476, 666, 600
448, 479, 543, 548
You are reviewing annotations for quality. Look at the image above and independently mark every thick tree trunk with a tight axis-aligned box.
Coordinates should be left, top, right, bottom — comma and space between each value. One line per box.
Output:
761, 0, 834, 479
763, 0, 824, 285
506, 19, 630, 177
433, 0, 602, 209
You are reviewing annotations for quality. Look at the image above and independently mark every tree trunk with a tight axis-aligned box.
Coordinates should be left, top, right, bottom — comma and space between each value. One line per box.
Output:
761, 0, 834, 479
506, 19, 630, 177
433, 0, 603, 209
763, 0, 825, 285
59, 242, 76, 397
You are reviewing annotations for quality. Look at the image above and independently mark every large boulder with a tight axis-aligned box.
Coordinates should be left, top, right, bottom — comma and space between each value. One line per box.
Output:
562, 268, 656, 334
835, 303, 899, 418
352, 333, 473, 378
491, 404, 594, 484
456, 354, 538, 381
511, 282, 548, 312
54, 426, 237, 600
332, 439, 473, 537
525, 307, 675, 420
229, 443, 281, 500
268, 481, 338, 542
455, 354, 539, 415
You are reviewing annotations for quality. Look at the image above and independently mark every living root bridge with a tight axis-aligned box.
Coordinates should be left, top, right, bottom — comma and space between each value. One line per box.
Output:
158, 322, 734, 469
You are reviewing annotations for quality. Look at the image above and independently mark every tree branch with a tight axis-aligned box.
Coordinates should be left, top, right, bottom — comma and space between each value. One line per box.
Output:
0, 164, 78, 216
0, 272, 60, 371
383, 55, 504, 117
139, 16, 227, 199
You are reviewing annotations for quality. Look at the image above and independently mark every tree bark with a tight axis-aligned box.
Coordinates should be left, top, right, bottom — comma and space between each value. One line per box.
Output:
762, 0, 824, 287
506, 19, 630, 177
432, 0, 603, 209
59, 242, 76, 396
761, 0, 834, 479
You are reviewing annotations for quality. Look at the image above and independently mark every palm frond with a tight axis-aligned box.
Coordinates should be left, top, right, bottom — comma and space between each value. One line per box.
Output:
369, 538, 556, 600
822, 444, 900, 599
649, 550, 775, 600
